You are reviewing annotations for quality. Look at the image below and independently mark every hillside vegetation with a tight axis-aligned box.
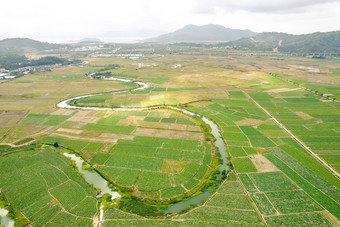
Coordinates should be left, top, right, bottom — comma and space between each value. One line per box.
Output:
0, 38, 63, 53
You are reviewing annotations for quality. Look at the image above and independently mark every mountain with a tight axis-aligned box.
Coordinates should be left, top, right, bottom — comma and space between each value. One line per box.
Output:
0, 38, 62, 53
223, 31, 340, 54
145, 24, 257, 42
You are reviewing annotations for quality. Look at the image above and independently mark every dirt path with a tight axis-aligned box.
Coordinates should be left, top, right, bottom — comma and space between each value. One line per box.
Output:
0, 141, 33, 148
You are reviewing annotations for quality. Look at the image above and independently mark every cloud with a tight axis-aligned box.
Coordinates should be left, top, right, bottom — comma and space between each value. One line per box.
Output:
194, 0, 340, 14
0, 0, 339, 41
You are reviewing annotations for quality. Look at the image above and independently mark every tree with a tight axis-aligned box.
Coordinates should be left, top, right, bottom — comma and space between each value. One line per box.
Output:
221, 170, 227, 180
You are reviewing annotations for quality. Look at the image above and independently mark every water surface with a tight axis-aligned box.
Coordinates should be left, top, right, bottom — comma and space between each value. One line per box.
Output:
63, 153, 120, 199
0, 208, 14, 227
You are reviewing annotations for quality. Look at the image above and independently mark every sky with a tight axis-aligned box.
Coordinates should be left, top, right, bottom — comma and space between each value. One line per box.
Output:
1, 0, 340, 42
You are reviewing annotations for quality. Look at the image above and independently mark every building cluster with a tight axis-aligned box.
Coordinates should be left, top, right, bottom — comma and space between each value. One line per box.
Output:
0, 64, 61, 80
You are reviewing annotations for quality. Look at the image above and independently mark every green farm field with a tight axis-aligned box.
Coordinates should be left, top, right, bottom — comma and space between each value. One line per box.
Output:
0, 145, 97, 226
0, 48, 339, 226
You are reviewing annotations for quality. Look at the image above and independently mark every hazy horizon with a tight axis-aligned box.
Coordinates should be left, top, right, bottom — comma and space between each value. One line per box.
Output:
1, 0, 340, 43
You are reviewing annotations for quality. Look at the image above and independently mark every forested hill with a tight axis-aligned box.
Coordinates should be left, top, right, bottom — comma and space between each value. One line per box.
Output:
0, 38, 63, 53
223, 31, 340, 54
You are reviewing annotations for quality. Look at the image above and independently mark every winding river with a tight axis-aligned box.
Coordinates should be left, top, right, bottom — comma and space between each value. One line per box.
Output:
56, 75, 229, 216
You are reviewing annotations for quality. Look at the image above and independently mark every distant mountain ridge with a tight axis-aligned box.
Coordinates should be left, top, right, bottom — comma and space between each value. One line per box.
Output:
0, 38, 62, 54
223, 31, 340, 54
145, 24, 257, 42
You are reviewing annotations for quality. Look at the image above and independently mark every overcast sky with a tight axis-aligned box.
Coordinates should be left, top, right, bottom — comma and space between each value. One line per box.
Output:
1, 0, 340, 42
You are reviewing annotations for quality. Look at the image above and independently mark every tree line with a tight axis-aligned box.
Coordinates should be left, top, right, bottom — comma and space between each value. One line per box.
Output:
0, 54, 79, 70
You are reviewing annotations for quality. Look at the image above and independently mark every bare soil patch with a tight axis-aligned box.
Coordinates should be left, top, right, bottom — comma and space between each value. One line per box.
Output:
99, 132, 134, 140
52, 133, 117, 143
133, 128, 203, 140
265, 88, 301, 93
290, 65, 320, 73
117, 118, 144, 127
68, 121, 87, 129
0, 110, 28, 127
119, 120, 199, 132
236, 118, 263, 127
126, 115, 146, 124
240, 75, 256, 80
295, 112, 313, 120
189, 101, 214, 107
56, 128, 83, 134
168, 124, 189, 131
27, 125, 54, 136
251, 154, 279, 172
68, 110, 100, 123
150, 95, 165, 100
50, 109, 75, 116
186, 125, 201, 132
